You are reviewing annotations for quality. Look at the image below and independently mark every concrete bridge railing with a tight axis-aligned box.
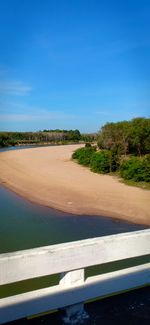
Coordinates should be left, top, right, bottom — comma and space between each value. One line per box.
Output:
0, 229, 150, 324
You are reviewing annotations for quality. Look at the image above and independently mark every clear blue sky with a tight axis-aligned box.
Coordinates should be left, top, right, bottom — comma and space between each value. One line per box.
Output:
0, 0, 150, 132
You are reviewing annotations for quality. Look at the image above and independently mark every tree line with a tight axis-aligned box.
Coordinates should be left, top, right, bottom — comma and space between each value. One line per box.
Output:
0, 129, 96, 147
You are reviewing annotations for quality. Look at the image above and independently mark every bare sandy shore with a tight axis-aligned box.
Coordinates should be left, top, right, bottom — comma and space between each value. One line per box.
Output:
0, 144, 150, 225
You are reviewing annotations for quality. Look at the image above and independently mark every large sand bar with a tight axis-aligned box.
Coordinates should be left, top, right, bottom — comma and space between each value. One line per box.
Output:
0, 144, 150, 225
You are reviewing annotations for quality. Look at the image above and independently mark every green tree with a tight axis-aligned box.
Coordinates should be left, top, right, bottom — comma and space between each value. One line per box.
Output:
128, 118, 150, 155
90, 150, 116, 173
120, 155, 150, 182
97, 121, 130, 155
97, 117, 150, 156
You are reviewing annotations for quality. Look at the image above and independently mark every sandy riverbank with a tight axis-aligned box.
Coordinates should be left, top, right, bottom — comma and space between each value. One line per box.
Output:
0, 144, 150, 225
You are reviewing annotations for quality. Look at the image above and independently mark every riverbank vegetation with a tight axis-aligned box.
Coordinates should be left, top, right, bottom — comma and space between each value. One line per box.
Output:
72, 118, 150, 189
0, 130, 96, 147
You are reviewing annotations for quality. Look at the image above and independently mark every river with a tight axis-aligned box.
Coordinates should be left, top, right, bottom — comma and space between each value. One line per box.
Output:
0, 145, 148, 306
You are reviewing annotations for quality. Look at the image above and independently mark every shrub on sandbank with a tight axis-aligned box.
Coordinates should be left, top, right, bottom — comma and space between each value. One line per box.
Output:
120, 155, 150, 182
72, 147, 96, 166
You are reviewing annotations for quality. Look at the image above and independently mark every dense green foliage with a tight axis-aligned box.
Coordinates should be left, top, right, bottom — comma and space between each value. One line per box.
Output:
72, 117, 150, 186
72, 147, 96, 166
97, 117, 150, 156
90, 150, 111, 173
120, 155, 150, 182
90, 150, 119, 173
72, 148, 119, 173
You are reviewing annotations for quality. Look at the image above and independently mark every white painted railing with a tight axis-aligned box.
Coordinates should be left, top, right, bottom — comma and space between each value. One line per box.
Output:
0, 229, 150, 324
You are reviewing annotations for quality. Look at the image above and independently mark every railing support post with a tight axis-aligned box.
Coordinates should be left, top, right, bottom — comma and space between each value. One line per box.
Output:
59, 269, 89, 324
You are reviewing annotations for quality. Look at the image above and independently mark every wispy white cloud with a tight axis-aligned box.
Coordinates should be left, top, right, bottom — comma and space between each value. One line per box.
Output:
0, 80, 32, 96
0, 111, 75, 122
0, 114, 32, 122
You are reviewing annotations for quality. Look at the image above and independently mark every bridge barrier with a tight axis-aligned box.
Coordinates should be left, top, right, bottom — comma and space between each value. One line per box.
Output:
0, 229, 150, 324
